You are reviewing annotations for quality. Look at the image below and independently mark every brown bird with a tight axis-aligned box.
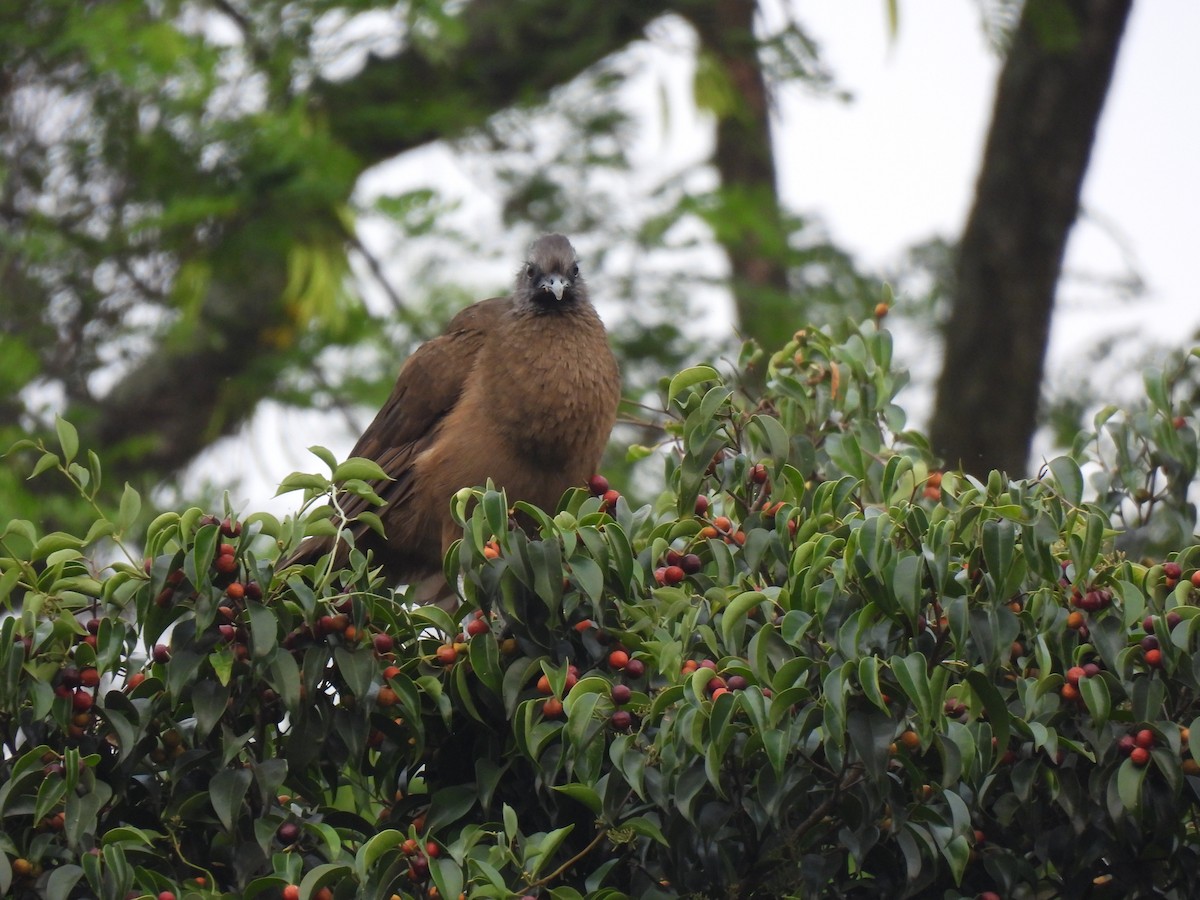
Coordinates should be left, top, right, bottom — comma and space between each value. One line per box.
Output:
284, 234, 621, 603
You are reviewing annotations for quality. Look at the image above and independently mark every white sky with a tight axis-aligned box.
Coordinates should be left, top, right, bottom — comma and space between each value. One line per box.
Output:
189, 0, 1200, 513
780, 1, 1199, 377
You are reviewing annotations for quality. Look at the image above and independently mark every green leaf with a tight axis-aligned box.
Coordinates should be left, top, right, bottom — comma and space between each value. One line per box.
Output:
275, 472, 330, 496
1079, 674, 1111, 729
356, 829, 403, 880
210, 767, 252, 831
192, 678, 229, 740
28, 451, 59, 479
45, 864, 83, 900
982, 518, 1015, 587
1047, 456, 1083, 506
424, 784, 477, 833
55, 417, 79, 465
1117, 757, 1146, 812
668, 365, 721, 404
299, 863, 351, 899
720, 590, 766, 650
116, 483, 141, 533
247, 601, 278, 659
552, 783, 602, 814
333, 457, 391, 482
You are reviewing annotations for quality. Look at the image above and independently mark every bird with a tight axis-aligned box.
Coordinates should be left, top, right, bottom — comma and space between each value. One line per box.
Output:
282, 234, 621, 605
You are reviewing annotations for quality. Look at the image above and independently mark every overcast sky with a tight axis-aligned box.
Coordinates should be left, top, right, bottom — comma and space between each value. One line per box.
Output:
781, 1, 1199, 381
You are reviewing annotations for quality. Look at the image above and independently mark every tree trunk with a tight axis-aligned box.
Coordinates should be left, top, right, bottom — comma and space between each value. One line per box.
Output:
930, 0, 1133, 477
683, 0, 792, 358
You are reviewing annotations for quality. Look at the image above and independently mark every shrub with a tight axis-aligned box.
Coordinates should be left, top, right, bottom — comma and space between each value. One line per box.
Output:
1, 321, 1199, 899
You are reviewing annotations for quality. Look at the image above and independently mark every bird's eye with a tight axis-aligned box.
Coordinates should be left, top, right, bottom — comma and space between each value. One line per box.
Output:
570, 264, 579, 279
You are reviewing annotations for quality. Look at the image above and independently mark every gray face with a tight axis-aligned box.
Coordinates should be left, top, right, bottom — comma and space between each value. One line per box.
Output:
517, 234, 584, 307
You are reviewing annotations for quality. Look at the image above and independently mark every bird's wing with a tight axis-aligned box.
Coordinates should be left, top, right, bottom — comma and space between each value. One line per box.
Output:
336, 296, 511, 522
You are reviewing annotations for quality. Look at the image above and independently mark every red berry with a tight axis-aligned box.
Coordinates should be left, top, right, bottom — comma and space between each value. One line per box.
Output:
623, 658, 645, 678
611, 683, 632, 705
158, 892, 177, 900
694, 495, 709, 516
71, 690, 93, 712
1117, 734, 1136, 756
1135, 729, 1155, 749
152, 643, 171, 664
601, 489, 620, 508
1130, 746, 1150, 767
214, 554, 237, 575
372, 633, 395, 654
1066, 666, 1086, 686
466, 617, 490, 636
750, 463, 769, 484
542, 697, 564, 718
662, 565, 685, 586
1164, 562, 1183, 580
1145, 648, 1163, 668
281, 886, 300, 900
587, 474, 609, 496
681, 553, 702, 574
435, 644, 457, 665
611, 710, 632, 730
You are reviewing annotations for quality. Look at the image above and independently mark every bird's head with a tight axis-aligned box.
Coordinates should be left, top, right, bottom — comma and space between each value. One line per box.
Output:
516, 234, 585, 308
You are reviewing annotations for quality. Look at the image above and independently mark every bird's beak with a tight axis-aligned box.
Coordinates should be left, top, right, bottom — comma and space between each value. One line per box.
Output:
538, 274, 568, 301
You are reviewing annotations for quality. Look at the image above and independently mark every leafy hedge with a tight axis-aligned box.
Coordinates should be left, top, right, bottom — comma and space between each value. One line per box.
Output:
2, 320, 1200, 899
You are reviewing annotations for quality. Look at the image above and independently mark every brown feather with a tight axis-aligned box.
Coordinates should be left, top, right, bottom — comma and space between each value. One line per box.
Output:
282, 235, 621, 602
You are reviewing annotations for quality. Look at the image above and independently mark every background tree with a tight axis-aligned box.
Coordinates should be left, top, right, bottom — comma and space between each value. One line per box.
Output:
930, 0, 1135, 477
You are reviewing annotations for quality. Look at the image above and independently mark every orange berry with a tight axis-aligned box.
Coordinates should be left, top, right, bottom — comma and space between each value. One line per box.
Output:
608, 650, 629, 669
377, 687, 398, 707
1066, 611, 1085, 630
1060, 683, 1079, 703
713, 516, 732, 532
536, 674, 552, 695
899, 730, 921, 751
542, 697, 564, 718
435, 644, 457, 665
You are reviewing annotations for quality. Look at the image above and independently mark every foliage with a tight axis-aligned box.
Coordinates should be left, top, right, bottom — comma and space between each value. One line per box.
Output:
3, 319, 1200, 899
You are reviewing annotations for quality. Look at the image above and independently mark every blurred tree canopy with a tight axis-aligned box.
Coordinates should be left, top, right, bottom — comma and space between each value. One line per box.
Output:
0, 0, 1148, 525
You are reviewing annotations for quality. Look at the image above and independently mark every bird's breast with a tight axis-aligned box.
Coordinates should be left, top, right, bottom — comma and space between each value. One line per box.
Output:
489, 310, 619, 466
